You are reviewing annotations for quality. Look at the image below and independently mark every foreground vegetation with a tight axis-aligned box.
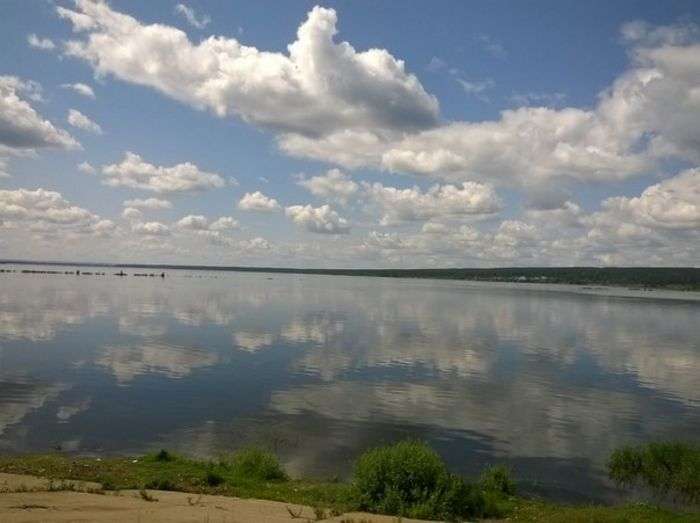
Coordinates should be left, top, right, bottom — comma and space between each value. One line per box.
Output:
1, 441, 699, 521
609, 442, 700, 505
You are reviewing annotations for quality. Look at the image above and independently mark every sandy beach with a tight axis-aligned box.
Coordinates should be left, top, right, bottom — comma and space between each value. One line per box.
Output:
0, 473, 433, 523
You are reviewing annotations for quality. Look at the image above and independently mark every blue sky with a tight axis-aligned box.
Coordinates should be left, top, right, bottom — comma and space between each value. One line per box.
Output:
1, 0, 699, 267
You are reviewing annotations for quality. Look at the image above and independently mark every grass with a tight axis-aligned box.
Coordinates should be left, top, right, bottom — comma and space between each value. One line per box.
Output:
508, 500, 699, 522
0, 451, 353, 512
609, 442, 700, 504
0, 442, 698, 521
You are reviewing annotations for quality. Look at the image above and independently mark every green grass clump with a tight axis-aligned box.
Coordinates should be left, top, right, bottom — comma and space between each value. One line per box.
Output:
609, 441, 700, 504
479, 464, 516, 496
204, 469, 224, 487
224, 447, 288, 481
352, 440, 486, 521
155, 449, 173, 462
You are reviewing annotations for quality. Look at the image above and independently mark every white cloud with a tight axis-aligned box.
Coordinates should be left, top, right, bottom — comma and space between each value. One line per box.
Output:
363, 181, 501, 225
210, 216, 238, 230
58, 2, 438, 139
52, 4, 700, 192
101, 152, 225, 193
526, 201, 585, 229
0, 188, 104, 235
494, 220, 538, 246
380, 106, 650, 184
91, 218, 116, 237
508, 92, 567, 107
27, 34, 55, 51
176, 214, 209, 230
132, 221, 170, 236
67, 109, 102, 134
297, 168, 358, 204
174, 3, 211, 29
238, 191, 281, 212
620, 20, 700, 47
238, 236, 271, 252
77, 161, 96, 174
61, 82, 95, 98
0, 76, 79, 152
122, 207, 142, 220
279, 129, 390, 169
588, 168, 700, 233
456, 78, 494, 100
475, 34, 507, 59
123, 197, 172, 210
176, 214, 239, 236
285, 204, 350, 234
426, 56, 447, 73
279, 21, 700, 191
0, 158, 10, 179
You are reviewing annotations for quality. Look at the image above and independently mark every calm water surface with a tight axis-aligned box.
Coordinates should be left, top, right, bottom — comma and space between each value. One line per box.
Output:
1, 266, 699, 501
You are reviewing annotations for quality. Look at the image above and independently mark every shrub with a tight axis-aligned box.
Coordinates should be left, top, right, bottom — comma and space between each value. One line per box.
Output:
204, 469, 224, 487
608, 441, 700, 504
479, 465, 516, 496
145, 477, 175, 491
352, 440, 485, 521
229, 447, 287, 481
154, 449, 173, 462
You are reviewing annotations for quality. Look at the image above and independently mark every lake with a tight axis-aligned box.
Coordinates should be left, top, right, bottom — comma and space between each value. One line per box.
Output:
1, 266, 699, 501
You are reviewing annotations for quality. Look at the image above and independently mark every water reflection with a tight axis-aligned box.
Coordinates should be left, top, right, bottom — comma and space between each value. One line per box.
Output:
0, 268, 698, 501
97, 343, 219, 384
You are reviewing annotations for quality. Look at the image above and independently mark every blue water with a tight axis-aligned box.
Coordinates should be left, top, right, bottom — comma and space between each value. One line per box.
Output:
1, 266, 699, 501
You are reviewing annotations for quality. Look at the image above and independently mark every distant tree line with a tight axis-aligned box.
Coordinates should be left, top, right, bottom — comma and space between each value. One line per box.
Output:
1, 261, 699, 290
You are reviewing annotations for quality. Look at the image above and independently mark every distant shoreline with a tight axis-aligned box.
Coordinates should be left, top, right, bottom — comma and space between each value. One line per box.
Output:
1, 259, 699, 290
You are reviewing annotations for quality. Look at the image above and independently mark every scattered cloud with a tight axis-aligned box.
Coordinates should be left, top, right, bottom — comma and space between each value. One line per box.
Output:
285, 204, 350, 234
588, 168, 700, 233
61, 82, 95, 98
132, 221, 170, 236
426, 56, 447, 73
363, 181, 501, 225
210, 216, 239, 231
508, 92, 567, 107
456, 78, 495, 101
67, 109, 102, 134
0, 188, 108, 238
27, 34, 55, 51
123, 197, 172, 210
176, 214, 209, 230
238, 191, 281, 212
177, 214, 239, 233
0, 158, 11, 179
174, 3, 211, 29
77, 161, 96, 174
122, 207, 142, 220
58, 3, 439, 141
0, 76, 79, 152
101, 152, 225, 193
297, 169, 358, 204
474, 34, 507, 59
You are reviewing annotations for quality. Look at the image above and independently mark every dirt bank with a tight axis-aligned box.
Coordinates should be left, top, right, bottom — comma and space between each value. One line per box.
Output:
0, 473, 430, 522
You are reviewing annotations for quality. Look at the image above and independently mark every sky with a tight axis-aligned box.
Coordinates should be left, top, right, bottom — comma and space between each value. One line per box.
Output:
1, 0, 699, 268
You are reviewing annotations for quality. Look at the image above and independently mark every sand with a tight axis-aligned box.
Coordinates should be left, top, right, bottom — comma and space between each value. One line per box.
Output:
0, 473, 433, 522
